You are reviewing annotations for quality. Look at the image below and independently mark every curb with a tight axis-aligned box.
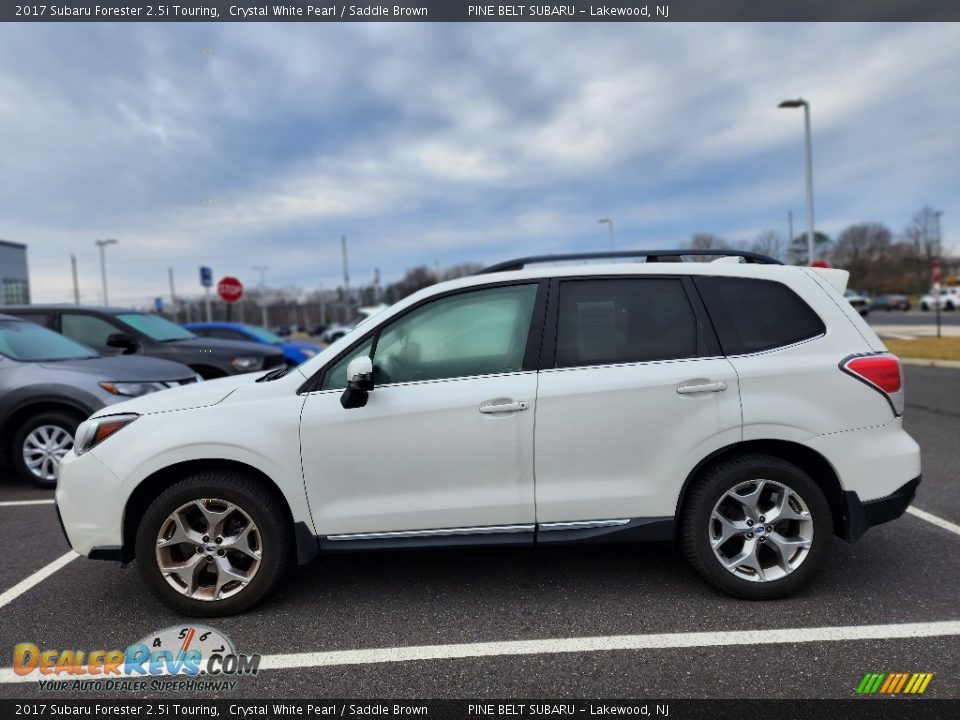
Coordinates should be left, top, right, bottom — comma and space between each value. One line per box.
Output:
899, 358, 960, 369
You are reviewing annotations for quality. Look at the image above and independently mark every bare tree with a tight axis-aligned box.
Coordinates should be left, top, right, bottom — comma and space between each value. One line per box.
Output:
902, 206, 943, 293
831, 223, 893, 293
750, 230, 785, 262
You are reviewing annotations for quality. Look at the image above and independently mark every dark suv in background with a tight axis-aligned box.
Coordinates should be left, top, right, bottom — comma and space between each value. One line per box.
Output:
4, 306, 286, 379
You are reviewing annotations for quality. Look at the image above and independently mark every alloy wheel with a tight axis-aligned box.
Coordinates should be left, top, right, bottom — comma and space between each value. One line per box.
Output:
155, 498, 262, 601
709, 479, 814, 583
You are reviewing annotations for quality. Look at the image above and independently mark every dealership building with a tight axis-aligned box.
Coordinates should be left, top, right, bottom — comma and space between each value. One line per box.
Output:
0, 239, 30, 305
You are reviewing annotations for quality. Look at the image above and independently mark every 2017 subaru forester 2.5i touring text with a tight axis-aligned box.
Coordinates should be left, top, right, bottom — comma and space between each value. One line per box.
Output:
55, 250, 921, 616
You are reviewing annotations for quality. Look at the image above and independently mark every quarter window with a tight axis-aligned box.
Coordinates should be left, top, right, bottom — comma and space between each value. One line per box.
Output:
695, 276, 826, 355
555, 278, 699, 367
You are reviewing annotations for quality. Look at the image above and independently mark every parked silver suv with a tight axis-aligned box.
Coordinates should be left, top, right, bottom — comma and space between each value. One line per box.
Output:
0, 314, 198, 486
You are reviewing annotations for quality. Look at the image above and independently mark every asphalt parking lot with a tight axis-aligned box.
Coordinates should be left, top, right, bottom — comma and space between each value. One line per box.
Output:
0, 366, 957, 700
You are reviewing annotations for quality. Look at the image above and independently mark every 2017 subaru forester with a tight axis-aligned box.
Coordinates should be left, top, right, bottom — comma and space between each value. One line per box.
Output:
55, 251, 921, 615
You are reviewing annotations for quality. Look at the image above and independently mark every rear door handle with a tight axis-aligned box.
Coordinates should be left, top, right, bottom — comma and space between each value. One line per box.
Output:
676, 381, 728, 395
479, 400, 530, 414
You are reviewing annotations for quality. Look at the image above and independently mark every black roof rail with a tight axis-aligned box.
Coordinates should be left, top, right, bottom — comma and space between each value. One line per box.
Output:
478, 249, 783, 274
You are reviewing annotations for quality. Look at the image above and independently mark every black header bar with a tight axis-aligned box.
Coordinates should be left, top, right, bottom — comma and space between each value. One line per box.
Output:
4, 1, 959, 23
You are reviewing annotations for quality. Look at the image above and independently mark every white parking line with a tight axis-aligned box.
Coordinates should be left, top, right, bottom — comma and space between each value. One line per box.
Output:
907, 506, 960, 537
2, 619, 958, 683
0, 499, 55, 507
0, 552, 78, 611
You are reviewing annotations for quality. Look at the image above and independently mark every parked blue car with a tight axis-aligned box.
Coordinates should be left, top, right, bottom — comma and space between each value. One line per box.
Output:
182, 322, 321, 365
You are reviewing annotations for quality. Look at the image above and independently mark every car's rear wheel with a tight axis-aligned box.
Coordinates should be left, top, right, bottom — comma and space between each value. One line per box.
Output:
12, 410, 82, 487
681, 454, 832, 600
135, 472, 292, 616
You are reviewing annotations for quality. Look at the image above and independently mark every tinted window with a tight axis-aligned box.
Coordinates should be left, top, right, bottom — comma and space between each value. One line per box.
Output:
62, 313, 120, 348
206, 328, 245, 341
696, 276, 825, 355
555, 278, 698, 367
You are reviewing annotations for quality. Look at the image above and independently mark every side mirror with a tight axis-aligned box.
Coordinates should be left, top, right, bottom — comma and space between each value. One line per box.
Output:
340, 355, 373, 409
106, 332, 138, 354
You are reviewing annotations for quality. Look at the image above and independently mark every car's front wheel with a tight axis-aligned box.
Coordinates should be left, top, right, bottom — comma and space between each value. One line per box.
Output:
681, 454, 832, 600
135, 472, 292, 616
12, 410, 82, 487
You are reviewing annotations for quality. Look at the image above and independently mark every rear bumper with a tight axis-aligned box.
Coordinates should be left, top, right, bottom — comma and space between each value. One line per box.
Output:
841, 475, 920, 542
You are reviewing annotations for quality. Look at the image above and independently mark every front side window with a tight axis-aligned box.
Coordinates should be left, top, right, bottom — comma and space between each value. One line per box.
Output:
320, 284, 537, 389
61, 313, 122, 348
555, 278, 699, 367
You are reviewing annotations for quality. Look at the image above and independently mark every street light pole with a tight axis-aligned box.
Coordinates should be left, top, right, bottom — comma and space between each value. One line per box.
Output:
252, 265, 269, 328
70, 254, 80, 304
778, 99, 815, 264
94, 238, 118, 305
598, 218, 615, 250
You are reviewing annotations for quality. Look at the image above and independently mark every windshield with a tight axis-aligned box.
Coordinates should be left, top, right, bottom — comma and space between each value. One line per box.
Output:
240, 324, 284, 344
0, 320, 99, 362
118, 313, 195, 341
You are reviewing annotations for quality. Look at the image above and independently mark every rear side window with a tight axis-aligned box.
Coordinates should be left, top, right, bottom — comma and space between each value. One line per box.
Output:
555, 278, 699, 367
695, 276, 825, 355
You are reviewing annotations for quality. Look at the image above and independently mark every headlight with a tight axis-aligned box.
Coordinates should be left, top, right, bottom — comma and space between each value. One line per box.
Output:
231, 356, 264, 372
99, 381, 173, 397
74, 413, 139, 456
300, 348, 317, 358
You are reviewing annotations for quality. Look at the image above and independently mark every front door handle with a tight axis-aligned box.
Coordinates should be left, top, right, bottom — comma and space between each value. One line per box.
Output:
676, 381, 728, 395
479, 399, 530, 414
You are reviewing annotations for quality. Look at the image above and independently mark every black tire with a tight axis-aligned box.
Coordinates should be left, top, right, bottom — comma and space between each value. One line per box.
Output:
921, 303, 929, 312
12, 410, 82, 488
135, 471, 292, 616
680, 454, 832, 600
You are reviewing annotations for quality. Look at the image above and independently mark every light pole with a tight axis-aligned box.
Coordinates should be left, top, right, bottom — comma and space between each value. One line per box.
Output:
778, 98, 815, 265
252, 265, 269, 328
95, 239, 118, 305
598, 218, 615, 250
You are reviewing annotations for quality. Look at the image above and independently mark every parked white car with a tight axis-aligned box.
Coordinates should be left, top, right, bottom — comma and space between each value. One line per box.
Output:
920, 286, 959, 311
56, 250, 921, 615
321, 304, 389, 343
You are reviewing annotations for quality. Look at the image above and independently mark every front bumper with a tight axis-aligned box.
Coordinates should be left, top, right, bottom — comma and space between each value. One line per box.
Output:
841, 475, 921, 542
55, 448, 125, 557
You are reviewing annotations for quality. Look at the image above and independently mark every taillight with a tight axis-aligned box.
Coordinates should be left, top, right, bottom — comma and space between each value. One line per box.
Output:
841, 353, 903, 415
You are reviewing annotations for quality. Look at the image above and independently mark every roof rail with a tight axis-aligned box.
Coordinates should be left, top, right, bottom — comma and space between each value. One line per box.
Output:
478, 249, 783, 274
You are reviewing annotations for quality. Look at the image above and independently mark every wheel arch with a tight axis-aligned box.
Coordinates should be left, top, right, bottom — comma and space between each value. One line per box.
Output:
121, 458, 316, 565
675, 439, 848, 539
2, 398, 92, 456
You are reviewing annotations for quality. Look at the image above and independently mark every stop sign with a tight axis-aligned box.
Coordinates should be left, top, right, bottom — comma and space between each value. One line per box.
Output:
217, 276, 243, 303
932, 259, 941, 285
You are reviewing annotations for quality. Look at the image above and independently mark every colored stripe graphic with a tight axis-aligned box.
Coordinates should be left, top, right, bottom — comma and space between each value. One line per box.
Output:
857, 672, 932, 694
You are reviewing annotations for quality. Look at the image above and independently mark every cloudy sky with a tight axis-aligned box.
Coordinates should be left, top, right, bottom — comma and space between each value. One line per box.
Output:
1, 22, 958, 305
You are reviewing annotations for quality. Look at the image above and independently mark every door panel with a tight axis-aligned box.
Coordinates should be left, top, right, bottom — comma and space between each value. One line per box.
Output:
534, 358, 741, 522
301, 373, 538, 535
533, 276, 741, 524
300, 282, 543, 537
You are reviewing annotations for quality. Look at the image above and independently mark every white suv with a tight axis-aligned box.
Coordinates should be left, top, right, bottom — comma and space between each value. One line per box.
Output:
920, 286, 959, 311
56, 250, 921, 615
